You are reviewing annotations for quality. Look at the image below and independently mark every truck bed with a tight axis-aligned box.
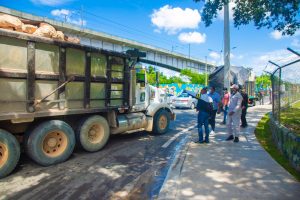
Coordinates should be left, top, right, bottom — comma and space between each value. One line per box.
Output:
0, 29, 130, 121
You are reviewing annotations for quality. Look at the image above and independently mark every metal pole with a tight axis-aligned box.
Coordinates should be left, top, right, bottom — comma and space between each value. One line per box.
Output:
278, 68, 282, 123
223, 1, 231, 89
205, 56, 208, 86
287, 47, 300, 57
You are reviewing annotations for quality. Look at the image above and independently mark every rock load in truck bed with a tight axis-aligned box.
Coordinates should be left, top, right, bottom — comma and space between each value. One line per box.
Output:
0, 13, 80, 43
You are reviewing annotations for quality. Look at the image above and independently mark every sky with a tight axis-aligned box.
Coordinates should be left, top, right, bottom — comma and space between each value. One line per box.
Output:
1, 0, 300, 76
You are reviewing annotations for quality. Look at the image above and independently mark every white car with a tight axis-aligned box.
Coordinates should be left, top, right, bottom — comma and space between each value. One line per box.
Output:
173, 92, 198, 109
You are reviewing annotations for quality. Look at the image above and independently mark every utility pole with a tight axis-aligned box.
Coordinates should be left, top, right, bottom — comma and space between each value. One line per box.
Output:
224, 1, 231, 89
205, 56, 208, 86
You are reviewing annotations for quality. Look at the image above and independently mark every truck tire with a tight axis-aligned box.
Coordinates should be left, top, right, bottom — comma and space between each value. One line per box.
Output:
152, 109, 170, 135
76, 115, 110, 152
0, 129, 20, 178
24, 120, 75, 166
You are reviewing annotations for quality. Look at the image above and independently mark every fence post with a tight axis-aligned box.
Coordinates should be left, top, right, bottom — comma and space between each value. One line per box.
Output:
271, 74, 275, 115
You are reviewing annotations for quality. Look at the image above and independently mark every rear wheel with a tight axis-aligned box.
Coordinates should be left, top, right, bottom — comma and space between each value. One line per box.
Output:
0, 129, 20, 178
24, 120, 75, 166
76, 115, 110, 152
152, 109, 170, 135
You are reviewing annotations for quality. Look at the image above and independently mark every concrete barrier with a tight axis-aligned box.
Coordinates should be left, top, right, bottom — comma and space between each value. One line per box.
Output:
269, 113, 300, 172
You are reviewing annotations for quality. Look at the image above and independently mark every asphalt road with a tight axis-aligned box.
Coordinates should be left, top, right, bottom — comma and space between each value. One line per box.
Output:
0, 108, 197, 200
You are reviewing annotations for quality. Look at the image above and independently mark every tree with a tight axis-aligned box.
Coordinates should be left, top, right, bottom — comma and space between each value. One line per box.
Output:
180, 69, 206, 84
256, 74, 271, 88
194, 0, 300, 36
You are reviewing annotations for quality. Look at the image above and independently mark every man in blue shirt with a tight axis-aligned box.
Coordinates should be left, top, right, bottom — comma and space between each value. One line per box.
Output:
208, 86, 221, 133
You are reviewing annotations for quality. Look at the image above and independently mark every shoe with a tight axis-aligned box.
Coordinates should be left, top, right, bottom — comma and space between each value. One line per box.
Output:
204, 140, 209, 143
226, 135, 234, 141
233, 137, 239, 143
194, 141, 204, 144
210, 130, 215, 134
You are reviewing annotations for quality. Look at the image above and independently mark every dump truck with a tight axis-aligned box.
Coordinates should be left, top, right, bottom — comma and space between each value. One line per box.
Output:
0, 28, 175, 178
209, 65, 258, 106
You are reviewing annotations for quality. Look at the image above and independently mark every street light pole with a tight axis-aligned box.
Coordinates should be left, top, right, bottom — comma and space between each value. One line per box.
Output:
224, 1, 231, 89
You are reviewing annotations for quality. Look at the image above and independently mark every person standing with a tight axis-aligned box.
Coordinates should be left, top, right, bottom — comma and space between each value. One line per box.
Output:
268, 87, 272, 104
208, 86, 221, 133
259, 90, 264, 105
222, 87, 230, 124
195, 87, 213, 143
240, 88, 249, 128
226, 84, 243, 143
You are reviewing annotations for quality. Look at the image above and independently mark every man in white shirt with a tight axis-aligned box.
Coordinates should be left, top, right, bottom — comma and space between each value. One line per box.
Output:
226, 84, 243, 143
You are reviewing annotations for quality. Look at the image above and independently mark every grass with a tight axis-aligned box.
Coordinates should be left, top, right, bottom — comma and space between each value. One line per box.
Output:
281, 101, 300, 136
255, 114, 300, 182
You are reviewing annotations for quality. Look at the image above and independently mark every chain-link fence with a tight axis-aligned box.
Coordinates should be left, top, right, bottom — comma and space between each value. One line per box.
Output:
270, 48, 300, 123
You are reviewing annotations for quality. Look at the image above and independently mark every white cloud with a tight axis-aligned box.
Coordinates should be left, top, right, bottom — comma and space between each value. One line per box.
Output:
291, 39, 300, 47
178, 32, 206, 44
209, 51, 221, 60
31, 0, 74, 6
249, 49, 300, 75
51, 9, 72, 17
218, 2, 235, 21
151, 5, 201, 34
270, 29, 300, 40
51, 9, 86, 26
270, 30, 284, 40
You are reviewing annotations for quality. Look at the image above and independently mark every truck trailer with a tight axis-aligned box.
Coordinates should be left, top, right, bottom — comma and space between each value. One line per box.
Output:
0, 28, 175, 178
208, 65, 257, 106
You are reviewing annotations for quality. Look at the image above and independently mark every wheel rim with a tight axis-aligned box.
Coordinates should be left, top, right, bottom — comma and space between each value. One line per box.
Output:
42, 130, 68, 158
87, 124, 104, 144
158, 115, 168, 130
0, 141, 8, 168
191, 104, 195, 109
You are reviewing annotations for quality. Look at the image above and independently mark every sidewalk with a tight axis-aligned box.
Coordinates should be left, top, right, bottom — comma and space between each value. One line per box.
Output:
158, 104, 300, 200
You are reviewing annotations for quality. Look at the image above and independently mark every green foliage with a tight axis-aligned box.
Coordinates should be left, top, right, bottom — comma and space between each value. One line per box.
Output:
255, 114, 300, 181
281, 102, 300, 136
256, 74, 271, 88
180, 69, 207, 84
194, 0, 300, 36
146, 66, 206, 84
146, 66, 187, 84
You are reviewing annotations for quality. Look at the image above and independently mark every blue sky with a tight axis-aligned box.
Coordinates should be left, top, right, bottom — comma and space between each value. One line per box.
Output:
1, 0, 300, 75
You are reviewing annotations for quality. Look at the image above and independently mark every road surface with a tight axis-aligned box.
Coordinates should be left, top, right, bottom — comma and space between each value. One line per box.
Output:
0, 108, 197, 200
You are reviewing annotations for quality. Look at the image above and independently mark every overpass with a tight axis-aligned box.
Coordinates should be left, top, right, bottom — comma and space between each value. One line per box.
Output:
0, 6, 216, 73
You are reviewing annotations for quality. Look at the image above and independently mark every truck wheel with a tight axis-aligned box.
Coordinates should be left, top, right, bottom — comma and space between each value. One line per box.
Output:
76, 115, 110, 152
190, 103, 195, 110
152, 109, 170, 135
0, 129, 20, 178
24, 120, 75, 166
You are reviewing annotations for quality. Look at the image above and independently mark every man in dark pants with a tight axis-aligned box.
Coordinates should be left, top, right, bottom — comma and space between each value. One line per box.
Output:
241, 88, 249, 128
208, 86, 221, 134
195, 87, 213, 143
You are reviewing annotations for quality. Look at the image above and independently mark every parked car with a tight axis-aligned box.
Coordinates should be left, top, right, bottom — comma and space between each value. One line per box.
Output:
166, 93, 176, 106
173, 92, 198, 109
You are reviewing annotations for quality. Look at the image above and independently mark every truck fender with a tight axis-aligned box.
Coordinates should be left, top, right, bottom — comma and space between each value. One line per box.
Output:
145, 103, 175, 120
